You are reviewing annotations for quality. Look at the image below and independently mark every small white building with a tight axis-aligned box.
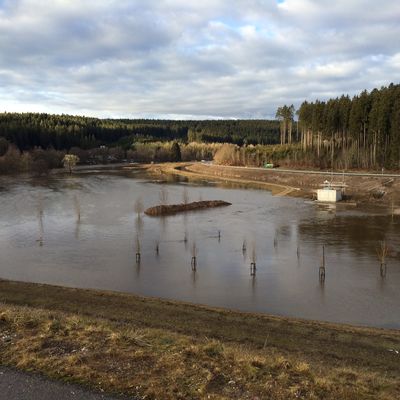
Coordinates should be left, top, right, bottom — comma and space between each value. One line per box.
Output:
317, 180, 343, 202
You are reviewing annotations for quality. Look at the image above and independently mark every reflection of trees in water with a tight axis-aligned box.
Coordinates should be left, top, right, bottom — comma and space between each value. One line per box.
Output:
74, 220, 80, 240
159, 215, 167, 234
191, 270, 197, 287
298, 215, 400, 259
251, 275, 256, 293
37, 194, 44, 246
134, 197, 144, 217
134, 196, 145, 235
183, 213, 188, 250
318, 280, 325, 299
73, 194, 81, 239
73, 195, 81, 222
182, 187, 189, 205
135, 260, 141, 277
276, 225, 291, 238
135, 215, 144, 234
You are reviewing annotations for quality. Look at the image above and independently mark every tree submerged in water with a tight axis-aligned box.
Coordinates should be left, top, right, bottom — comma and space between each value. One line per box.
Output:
62, 154, 80, 174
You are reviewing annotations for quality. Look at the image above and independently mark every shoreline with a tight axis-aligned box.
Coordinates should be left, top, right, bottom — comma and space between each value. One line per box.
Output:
4, 161, 400, 210
0, 279, 399, 399
140, 162, 400, 209
139, 162, 303, 196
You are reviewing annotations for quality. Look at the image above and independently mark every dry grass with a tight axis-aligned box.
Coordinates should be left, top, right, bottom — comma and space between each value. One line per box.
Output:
0, 279, 399, 399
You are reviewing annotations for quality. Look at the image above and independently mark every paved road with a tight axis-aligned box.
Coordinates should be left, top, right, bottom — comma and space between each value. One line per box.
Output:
202, 163, 400, 178
0, 366, 136, 400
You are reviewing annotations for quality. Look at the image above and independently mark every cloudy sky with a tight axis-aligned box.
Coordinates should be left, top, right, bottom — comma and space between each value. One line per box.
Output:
1, 0, 400, 119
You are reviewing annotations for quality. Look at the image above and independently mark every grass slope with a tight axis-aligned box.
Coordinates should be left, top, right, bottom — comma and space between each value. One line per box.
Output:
0, 279, 399, 399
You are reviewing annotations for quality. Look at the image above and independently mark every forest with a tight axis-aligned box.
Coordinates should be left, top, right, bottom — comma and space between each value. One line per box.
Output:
0, 113, 280, 151
1, 83, 400, 173
294, 83, 400, 169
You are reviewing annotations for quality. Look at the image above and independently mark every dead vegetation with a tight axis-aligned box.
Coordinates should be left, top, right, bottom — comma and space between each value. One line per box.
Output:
0, 280, 399, 399
144, 200, 231, 216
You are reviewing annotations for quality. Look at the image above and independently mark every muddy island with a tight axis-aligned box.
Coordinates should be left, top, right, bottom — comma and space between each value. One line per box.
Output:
144, 200, 231, 216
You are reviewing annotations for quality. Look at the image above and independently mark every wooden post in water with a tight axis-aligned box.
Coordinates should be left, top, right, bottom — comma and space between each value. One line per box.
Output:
135, 236, 141, 264
250, 244, 256, 276
37, 195, 44, 246
319, 245, 325, 282
297, 244, 300, 259
250, 262, 256, 276
218, 230, 221, 242
155, 240, 160, 256
191, 242, 197, 271
242, 239, 247, 254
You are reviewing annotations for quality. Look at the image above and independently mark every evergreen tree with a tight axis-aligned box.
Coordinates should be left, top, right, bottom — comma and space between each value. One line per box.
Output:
171, 141, 182, 162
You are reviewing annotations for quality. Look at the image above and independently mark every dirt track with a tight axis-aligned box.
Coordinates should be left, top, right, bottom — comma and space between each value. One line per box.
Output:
143, 162, 400, 210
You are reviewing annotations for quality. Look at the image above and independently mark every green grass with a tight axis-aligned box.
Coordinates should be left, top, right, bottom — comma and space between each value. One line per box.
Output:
0, 279, 399, 399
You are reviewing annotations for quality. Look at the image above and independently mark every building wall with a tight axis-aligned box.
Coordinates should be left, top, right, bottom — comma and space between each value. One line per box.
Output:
317, 189, 342, 202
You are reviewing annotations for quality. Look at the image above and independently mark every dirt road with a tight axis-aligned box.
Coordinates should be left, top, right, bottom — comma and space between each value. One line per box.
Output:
142, 162, 400, 208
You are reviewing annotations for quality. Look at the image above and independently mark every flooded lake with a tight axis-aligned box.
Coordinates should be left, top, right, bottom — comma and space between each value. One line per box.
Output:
1, 168, 399, 329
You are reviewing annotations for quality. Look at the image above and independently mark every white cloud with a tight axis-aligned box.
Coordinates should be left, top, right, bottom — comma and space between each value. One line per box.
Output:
0, 0, 399, 118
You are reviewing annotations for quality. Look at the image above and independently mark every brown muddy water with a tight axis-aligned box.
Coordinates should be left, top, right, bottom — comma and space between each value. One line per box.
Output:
0, 168, 399, 328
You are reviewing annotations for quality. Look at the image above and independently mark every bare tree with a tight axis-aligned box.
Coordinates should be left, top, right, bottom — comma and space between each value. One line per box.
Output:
134, 197, 144, 217
62, 154, 79, 174
159, 187, 168, 205
377, 241, 389, 277
182, 187, 189, 205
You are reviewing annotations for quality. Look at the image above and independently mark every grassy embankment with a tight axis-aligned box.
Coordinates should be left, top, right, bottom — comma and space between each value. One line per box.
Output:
140, 162, 302, 197
0, 279, 399, 399
142, 162, 400, 207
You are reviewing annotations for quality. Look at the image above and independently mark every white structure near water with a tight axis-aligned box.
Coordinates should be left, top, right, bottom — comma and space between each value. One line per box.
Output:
317, 180, 343, 202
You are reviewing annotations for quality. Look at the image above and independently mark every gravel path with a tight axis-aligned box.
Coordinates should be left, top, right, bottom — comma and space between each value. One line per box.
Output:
0, 366, 136, 400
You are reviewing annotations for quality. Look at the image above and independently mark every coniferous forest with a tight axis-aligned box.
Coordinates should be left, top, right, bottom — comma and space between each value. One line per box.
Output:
0, 114, 280, 151
295, 83, 400, 169
1, 83, 400, 172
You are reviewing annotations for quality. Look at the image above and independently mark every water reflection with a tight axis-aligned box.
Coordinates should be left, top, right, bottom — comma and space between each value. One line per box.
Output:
0, 170, 399, 328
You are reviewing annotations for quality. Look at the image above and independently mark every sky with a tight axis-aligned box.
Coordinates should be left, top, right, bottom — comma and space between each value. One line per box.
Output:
0, 0, 400, 119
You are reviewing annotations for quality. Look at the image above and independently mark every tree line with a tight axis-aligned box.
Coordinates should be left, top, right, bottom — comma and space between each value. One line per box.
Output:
294, 83, 400, 169
0, 113, 280, 151
2, 83, 400, 171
